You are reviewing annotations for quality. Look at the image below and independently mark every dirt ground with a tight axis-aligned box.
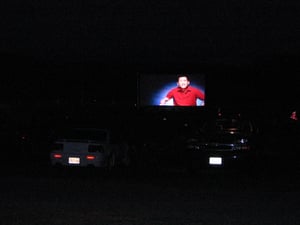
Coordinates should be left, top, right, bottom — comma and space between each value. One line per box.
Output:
1, 163, 300, 225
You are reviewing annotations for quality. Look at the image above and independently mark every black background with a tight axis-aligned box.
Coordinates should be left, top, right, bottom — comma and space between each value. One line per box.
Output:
1, 0, 300, 114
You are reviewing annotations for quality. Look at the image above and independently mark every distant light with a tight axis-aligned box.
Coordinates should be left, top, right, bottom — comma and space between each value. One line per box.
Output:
290, 111, 298, 121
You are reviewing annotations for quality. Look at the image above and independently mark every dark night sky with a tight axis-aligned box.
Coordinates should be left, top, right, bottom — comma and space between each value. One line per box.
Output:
1, 0, 300, 111
2, 0, 300, 64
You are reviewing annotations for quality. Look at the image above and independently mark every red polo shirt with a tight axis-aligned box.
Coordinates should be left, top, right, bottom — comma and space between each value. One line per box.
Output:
166, 85, 205, 106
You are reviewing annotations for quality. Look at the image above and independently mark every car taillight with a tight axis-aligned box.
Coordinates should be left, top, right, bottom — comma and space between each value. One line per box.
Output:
53, 153, 62, 158
86, 155, 96, 160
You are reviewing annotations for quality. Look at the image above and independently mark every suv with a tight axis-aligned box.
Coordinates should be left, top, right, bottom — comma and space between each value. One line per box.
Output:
185, 114, 260, 171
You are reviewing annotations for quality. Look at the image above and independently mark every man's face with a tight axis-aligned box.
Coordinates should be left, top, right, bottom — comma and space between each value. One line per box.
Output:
177, 76, 190, 89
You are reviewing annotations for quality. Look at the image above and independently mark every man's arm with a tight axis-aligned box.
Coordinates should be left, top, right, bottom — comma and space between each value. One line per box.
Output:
160, 97, 169, 105
196, 88, 205, 100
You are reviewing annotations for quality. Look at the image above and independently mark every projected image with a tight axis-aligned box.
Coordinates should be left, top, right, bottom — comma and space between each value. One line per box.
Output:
138, 73, 206, 107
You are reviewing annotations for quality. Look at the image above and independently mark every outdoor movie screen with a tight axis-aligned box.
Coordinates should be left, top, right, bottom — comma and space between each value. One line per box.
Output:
137, 73, 206, 107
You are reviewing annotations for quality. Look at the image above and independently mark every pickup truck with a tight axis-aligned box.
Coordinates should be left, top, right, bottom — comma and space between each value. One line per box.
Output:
49, 127, 130, 170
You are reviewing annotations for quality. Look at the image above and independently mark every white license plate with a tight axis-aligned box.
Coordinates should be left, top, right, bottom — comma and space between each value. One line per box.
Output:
209, 157, 222, 165
68, 157, 80, 164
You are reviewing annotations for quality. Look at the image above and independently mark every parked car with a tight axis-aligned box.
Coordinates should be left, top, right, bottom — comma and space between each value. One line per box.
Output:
49, 127, 130, 170
185, 114, 260, 172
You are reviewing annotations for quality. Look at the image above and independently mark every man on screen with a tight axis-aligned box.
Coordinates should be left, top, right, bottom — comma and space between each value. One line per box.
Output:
160, 74, 205, 106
